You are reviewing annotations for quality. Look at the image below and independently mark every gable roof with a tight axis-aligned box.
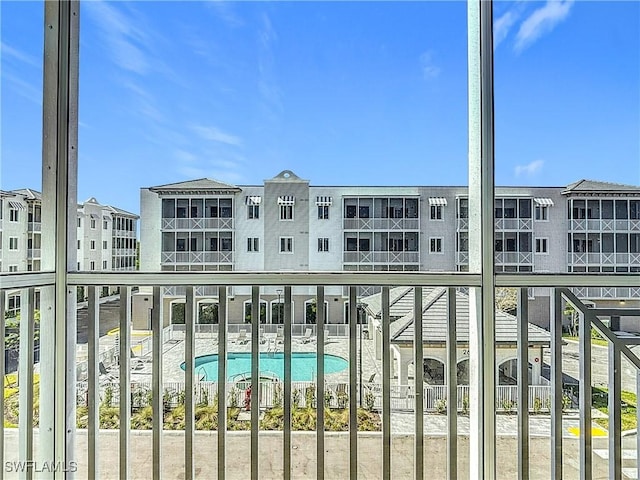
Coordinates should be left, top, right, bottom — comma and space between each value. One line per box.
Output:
105, 205, 139, 218
149, 178, 241, 194
10, 188, 42, 201
562, 179, 640, 195
361, 287, 550, 346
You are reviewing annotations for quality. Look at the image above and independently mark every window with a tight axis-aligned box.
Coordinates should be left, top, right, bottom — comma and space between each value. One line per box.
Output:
103, 220, 108, 229
90, 219, 96, 229
280, 205, 293, 220
247, 237, 259, 252
430, 237, 443, 253
280, 237, 293, 253
8, 265, 18, 272
77, 240, 81, 249
90, 240, 96, 250
9, 237, 18, 250
102, 260, 108, 269
535, 205, 548, 221
247, 204, 259, 219
318, 205, 329, 219
430, 205, 442, 220
103, 240, 108, 249
90, 261, 95, 271
318, 237, 329, 252
536, 238, 548, 254
77, 217, 81, 227
176, 238, 186, 251
9, 209, 19, 222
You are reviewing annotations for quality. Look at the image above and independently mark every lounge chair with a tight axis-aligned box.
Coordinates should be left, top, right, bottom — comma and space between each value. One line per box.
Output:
130, 348, 150, 370
300, 328, 315, 344
99, 361, 117, 382
235, 329, 249, 345
276, 326, 284, 344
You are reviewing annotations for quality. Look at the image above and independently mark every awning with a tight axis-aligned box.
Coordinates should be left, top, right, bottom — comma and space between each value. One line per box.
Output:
245, 196, 262, 205
428, 197, 448, 206
90, 213, 99, 219
103, 216, 111, 221
315, 196, 333, 206
534, 198, 554, 206
277, 195, 295, 205
8, 201, 25, 210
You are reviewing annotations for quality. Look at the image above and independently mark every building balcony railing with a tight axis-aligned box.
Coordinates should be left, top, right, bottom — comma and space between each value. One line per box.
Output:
343, 251, 420, 264
27, 221, 42, 232
1, 271, 639, 478
27, 248, 41, 259
113, 229, 136, 238
343, 218, 419, 230
112, 248, 136, 257
571, 219, 640, 231
456, 251, 534, 265
570, 286, 640, 300
162, 218, 234, 230
495, 218, 532, 230
162, 251, 233, 264
568, 252, 640, 265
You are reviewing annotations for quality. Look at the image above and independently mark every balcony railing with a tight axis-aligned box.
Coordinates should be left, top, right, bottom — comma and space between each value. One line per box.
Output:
162, 218, 234, 230
162, 251, 234, 264
343, 251, 420, 264
2, 271, 639, 479
342, 218, 419, 230
27, 221, 41, 232
571, 219, 640, 231
27, 248, 41, 259
495, 218, 532, 230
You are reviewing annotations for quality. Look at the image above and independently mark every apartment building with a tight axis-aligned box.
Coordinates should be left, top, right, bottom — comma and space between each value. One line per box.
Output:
0, 190, 138, 314
137, 172, 640, 330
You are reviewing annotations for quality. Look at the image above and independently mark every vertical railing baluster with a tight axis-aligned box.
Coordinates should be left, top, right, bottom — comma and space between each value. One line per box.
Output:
18, 288, 35, 480
152, 286, 163, 479
579, 306, 591, 479
348, 287, 358, 479
251, 286, 260, 480
317, 286, 325, 480
87, 286, 100, 479
185, 287, 195, 480
120, 285, 132, 480
608, 342, 622, 480
414, 287, 423, 480
217, 286, 227, 480
551, 289, 563, 479
284, 286, 292, 480
517, 288, 529, 480
446, 288, 457, 479
0, 291, 5, 475
382, 286, 391, 480
637, 371, 640, 480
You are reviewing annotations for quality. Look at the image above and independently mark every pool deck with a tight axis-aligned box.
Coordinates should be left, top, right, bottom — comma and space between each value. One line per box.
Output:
124, 332, 380, 385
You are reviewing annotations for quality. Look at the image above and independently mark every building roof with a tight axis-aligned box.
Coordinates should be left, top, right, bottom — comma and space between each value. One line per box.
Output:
361, 287, 550, 346
10, 188, 42, 201
148, 178, 241, 194
105, 205, 139, 218
266, 170, 309, 183
562, 179, 640, 195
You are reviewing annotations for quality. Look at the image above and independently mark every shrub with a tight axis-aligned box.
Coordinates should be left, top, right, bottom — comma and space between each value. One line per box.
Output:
305, 385, 316, 408
435, 398, 447, 414
364, 390, 376, 411
228, 387, 239, 408
533, 397, 542, 414
336, 390, 349, 409
292, 388, 301, 408
324, 388, 334, 407
273, 384, 283, 409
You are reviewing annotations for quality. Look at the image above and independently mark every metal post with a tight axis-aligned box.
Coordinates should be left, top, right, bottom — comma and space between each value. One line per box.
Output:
283, 286, 292, 480
251, 286, 260, 480
608, 343, 622, 480
446, 288, 457, 479
87, 286, 100, 479
18, 289, 35, 480
316, 287, 325, 480
414, 287, 423, 480
0, 292, 4, 475
467, 0, 496, 477
217, 286, 227, 480
551, 289, 563, 479
40, 1, 79, 473
578, 306, 591, 479
349, 288, 358, 479
517, 288, 529, 480
120, 286, 132, 480
185, 287, 195, 480
382, 287, 391, 480
151, 286, 163, 479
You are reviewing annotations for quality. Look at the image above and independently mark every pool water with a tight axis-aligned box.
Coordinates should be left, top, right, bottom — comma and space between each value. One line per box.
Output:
181, 352, 348, 382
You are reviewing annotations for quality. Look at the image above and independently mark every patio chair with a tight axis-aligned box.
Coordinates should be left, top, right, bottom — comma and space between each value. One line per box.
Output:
300, 328, 315, 344
99, 361, 117, 382
130, 348, 150, 370
235, 329, 249, 345
276, 326, 284, 344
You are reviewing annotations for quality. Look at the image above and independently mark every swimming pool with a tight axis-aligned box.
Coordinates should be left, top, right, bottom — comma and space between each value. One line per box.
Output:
181, 352, 348, 382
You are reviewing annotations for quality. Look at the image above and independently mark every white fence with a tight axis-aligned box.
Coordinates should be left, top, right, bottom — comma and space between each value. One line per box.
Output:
76, 380, 553, 413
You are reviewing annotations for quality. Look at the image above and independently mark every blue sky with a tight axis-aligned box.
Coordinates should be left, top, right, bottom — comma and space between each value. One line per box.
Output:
2, 1, 639, 216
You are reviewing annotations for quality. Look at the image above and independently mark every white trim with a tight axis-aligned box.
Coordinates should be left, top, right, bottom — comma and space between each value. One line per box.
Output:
429, 237, 444, 254
279, 236, 294, 254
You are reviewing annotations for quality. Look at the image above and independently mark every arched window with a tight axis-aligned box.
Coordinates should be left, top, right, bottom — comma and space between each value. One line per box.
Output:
244, 300, 267, 324
304, 299, 329, 324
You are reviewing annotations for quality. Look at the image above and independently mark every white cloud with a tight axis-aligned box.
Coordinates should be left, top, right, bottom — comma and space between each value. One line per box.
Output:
515, 159, 544, 177
419, 51, 441, 80
1, 42, 40, 68
514, 0, 574, 52
494, 11, 519, 49
191, 125, 242, 147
